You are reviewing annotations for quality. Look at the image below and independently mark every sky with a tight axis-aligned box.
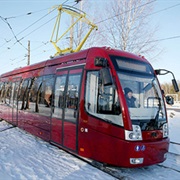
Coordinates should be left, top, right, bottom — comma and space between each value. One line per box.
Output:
0, 108, 179, 179
0, 0, 180, 84
151, 0, 180, 83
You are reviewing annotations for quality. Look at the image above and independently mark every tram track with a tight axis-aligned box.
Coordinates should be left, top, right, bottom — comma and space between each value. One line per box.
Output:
157, 151, 180, 174
170, 141, 180, 146
157, 163, 180, 173
88, 159, 180, 180
0, 126, 15, 132
69, 156, 126, 179
76, 150, 180, 180
90, 162, 127, 180
0, 120, 14, 132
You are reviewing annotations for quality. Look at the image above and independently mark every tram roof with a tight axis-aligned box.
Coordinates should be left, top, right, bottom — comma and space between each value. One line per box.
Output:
0, 47, 147, 78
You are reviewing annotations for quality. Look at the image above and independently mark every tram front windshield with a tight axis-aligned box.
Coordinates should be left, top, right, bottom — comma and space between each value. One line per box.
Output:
111, 56, 166, 130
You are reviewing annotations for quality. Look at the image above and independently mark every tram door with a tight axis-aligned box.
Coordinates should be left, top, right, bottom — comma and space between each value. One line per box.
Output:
11, 78, 21, 126
51, 67, 83, 151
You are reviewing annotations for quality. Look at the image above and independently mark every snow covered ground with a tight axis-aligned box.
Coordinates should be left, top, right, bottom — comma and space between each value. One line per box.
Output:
0, 109, 179, 180
168, 109, 180, 155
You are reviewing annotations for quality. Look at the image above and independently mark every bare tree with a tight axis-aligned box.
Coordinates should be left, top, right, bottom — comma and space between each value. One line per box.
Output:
72, 0, 101, 49
161, 81, 180, 100
100, 0, 159, 58
55, 0, 160, 58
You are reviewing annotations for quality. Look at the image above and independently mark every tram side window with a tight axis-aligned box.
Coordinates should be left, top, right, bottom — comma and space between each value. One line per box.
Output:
0, 82, 6, 103
18, 76, 54, 116
27, 77, 42, 113
0, 81, 20, 106
9, 82, 15, 106
37, 75, 54, 116
18, 79, 29, 110
4, 82, 12, 104
85, 71, 123, 126
18, 77, 37, 111
53, 75, 67, 118
64, 73, 81, 122
13, 81, 21, 107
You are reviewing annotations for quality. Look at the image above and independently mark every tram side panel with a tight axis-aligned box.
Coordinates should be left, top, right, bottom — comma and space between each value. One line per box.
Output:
0, 104, 11, 123
77, 68, 126, 166
0, 70, 53, 141
17, 74, 54, 141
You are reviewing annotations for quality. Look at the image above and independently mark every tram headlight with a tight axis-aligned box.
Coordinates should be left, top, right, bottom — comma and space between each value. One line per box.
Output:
130, 158, 144, 164
163, 123, 169, 138
125, 125, 142, 141
129, 133, 136, 139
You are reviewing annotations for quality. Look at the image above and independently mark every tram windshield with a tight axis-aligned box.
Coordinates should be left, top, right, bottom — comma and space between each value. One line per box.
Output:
111, 56, 166, 130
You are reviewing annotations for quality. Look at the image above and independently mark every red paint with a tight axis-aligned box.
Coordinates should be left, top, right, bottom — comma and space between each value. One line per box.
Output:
0, 47, 169, 167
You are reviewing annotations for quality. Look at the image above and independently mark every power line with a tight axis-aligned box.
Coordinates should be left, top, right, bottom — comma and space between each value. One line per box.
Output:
21, 15, 57, 41
62, 0, 70, 5
0, 1, 72, 72
0, 16, 28, 50
148, 2, 180, 16
0, 1, 79, 56
1, 0, 180, 72
1, 0, 179, 51
93, 1, 180, 46
0, 8, 56, 48
95, 0, 157, 25
147, 35, 180, 43
3, 7, 50, 20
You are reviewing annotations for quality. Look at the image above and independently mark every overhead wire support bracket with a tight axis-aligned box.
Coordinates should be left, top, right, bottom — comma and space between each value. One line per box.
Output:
50, 4, 97, 56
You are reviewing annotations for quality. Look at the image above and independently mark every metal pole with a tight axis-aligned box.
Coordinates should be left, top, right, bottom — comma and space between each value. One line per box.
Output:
70, 17, 74, 50
27, 40, 30, 65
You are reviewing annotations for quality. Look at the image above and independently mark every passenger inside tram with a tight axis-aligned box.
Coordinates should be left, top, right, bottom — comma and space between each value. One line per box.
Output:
124, 87, 136, 108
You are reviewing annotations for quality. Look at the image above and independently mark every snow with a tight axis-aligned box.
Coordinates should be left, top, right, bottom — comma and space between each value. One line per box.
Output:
167, 109, 180, 155
0, 109, 180, 180
0, 121, 113, 180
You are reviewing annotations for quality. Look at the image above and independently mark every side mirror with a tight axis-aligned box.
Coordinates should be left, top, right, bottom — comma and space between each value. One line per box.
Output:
172, 79, 179, 92
155, 69, 179, 92
165, 95, 174, 105
100, 68, 113, 86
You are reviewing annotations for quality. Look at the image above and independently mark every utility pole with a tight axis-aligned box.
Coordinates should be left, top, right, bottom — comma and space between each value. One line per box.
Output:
27, 40, 30, 65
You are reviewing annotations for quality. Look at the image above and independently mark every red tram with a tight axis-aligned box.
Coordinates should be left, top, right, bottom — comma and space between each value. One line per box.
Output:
0, 47, 177, 167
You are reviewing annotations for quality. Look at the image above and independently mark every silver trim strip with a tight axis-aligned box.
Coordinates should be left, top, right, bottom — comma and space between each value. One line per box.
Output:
56, 63, 86, 71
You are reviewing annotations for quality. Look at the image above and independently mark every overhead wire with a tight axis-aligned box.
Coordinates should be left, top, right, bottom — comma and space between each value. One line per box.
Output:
0, 16, 28, 50
0, 7, 58, 70
1, 0, 179, 51
0, 8, 57, 49
147, 2, 180, 16
93, 1, 180, 46
0, 9, 48, 48
0, 0, 72, 71
0, 0, 73, 51
95, 0, 157, 24
3, 7, 50, 20
0, 4, 66, 51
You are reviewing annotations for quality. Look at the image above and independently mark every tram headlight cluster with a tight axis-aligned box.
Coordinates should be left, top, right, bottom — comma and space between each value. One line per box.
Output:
130, 158, 144, 165
125, 125, 142, 141
163, 123, 169, 138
